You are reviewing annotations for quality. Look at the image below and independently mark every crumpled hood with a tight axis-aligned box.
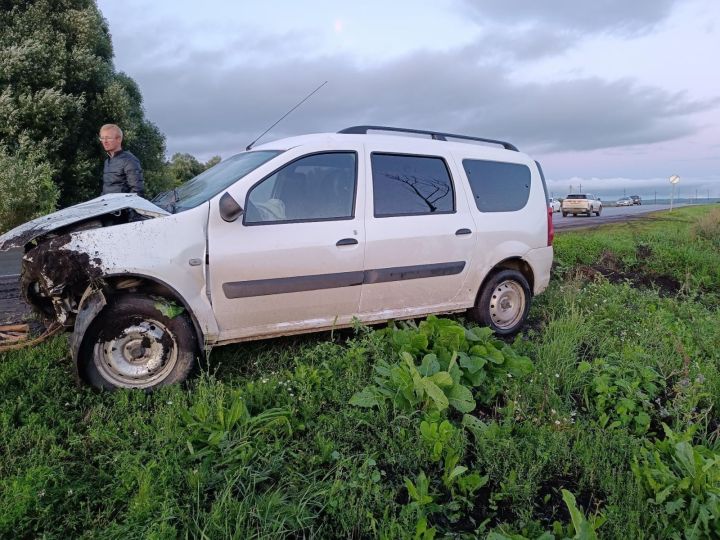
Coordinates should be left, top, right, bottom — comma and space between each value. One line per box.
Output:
0, 193, 169, 251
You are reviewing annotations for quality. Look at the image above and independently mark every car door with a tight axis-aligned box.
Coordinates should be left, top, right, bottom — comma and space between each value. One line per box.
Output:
207, 147, 366, 341
358, 146, 476, 317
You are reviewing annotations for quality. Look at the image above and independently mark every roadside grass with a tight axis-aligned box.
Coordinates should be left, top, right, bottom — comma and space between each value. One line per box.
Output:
1, 205, 719, 538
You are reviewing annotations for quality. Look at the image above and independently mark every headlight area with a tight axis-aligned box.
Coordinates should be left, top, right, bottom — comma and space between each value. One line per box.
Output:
21, 234, 103, 326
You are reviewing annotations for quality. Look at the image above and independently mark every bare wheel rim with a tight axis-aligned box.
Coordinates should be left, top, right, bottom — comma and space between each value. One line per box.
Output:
488, 280, 526, 330
93, 318, 178, 388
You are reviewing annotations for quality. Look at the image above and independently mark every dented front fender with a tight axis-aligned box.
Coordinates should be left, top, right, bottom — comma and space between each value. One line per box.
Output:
69, 288, 107, 381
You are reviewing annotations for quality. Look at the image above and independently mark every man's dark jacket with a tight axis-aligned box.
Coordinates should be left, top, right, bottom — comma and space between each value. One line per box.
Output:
102, 150, 145, 197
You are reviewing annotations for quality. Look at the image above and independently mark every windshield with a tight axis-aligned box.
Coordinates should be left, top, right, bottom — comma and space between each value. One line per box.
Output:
153, 150, 282, 212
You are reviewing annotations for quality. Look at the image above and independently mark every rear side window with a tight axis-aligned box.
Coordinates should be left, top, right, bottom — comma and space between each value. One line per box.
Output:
462, 159, 531, 212
371, 153, 455, 217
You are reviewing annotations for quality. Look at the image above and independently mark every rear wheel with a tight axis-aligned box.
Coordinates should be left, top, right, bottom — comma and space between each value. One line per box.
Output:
562, 211, 568, 217
471, 269, 531, 335
79, 294, 197, 390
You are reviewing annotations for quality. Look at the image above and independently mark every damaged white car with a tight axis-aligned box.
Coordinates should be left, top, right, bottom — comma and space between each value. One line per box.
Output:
0, 126, 554, 390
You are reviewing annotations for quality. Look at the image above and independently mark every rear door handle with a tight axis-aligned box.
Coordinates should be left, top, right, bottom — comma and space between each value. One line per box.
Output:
336, 238, 358, 246
455, 228, 472, 236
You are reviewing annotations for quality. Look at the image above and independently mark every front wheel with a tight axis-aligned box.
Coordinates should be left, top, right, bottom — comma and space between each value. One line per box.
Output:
470, 270, 531, 335
79, 294, 197, 390
595, 207, 602, 216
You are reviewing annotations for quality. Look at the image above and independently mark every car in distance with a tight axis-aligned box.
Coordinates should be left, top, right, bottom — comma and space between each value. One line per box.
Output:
0, 125, 554, 391
616, 197, 633, 207
561, 193, 602, 217
548, 197, 561, 212
630, 195, 642, 205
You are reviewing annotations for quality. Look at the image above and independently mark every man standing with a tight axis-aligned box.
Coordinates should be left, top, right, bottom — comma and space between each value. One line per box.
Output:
99, 124, 145, 197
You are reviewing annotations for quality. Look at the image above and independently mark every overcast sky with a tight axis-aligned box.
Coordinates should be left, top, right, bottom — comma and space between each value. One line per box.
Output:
97, 0, 720, 199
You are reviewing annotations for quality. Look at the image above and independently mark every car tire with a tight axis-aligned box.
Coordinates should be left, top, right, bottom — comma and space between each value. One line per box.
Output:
471, 269, 531, 335
595, 207, 602, 216
562, 211, 568, 217
79, 294, 197, 390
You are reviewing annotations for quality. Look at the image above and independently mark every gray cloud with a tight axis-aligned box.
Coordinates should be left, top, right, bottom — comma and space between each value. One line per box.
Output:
454, 0, 680, 36
462, 27, 578, 61
122, 43, 714, 159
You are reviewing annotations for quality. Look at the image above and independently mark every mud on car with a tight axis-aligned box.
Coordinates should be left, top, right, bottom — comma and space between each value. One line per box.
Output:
0, 126, 554, 390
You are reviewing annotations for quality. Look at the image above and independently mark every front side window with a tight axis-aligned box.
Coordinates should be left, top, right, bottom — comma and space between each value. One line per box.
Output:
371, 153, 455, 217
463, 159, 531, 212
245, 152, 356, 224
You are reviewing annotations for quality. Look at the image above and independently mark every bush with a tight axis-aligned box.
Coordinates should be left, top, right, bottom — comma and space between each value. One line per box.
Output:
0, 145, 58, 233
691, 207, 720, 248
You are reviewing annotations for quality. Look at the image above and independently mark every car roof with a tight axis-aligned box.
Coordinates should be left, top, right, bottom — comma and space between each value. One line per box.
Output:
252, 132, 531, 162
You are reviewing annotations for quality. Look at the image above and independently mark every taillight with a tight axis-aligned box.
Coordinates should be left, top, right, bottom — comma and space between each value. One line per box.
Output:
547, 206, 554, 246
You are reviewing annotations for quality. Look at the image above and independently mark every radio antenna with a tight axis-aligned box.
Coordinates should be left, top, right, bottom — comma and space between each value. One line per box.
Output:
246, 80, 328, 151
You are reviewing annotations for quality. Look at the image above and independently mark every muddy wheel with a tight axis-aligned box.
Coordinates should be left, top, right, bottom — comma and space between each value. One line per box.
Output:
79, 294, 197, 390
471, 270, 531, 335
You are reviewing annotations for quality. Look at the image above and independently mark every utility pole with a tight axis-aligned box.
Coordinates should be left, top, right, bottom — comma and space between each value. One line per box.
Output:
654, 190, 657, 204
579, 183, 582, 192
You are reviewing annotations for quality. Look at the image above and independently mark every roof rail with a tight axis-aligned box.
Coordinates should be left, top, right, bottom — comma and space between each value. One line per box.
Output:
337, 125, 518, 152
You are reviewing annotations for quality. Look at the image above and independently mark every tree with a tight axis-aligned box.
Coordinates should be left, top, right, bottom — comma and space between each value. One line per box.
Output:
0, 143, 58, 232
0, 0, 167, 219
166, 153, 222, 187
167, 153, 205, 185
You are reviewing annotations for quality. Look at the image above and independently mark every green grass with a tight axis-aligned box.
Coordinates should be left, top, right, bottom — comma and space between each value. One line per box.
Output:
1, 205, 719, 538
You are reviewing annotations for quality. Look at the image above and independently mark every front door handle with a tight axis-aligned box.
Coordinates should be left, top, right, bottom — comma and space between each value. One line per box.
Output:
455, 228, 472, 236
336, 238, 358, 246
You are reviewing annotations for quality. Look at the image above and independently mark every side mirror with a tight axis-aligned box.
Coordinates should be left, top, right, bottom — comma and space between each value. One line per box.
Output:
219, 192, 243, 222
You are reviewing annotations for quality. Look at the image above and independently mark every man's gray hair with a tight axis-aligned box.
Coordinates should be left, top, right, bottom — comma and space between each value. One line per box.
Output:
100, 124, 123, 139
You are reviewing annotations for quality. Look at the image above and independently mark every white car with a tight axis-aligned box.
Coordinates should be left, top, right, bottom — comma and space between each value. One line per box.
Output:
0, 125, 554, 390
561, 193, 602, 217
548, 198, 561, 213
616, 197, 633, 207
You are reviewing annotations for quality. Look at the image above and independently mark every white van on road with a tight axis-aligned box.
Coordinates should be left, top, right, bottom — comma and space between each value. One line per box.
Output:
0, 126, 554, 390
561, 193, 603, 217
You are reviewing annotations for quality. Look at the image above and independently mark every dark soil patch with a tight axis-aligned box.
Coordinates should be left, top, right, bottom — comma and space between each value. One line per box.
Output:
577, 341, 599, 363
431, 483, 499, 534
576, 250, 681, 297
533, 473, 602, 527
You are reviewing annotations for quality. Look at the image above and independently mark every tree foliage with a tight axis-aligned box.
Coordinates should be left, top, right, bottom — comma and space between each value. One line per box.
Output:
0, 142, 58, 232
166, 153, 222, 186
0, 0, 167, 223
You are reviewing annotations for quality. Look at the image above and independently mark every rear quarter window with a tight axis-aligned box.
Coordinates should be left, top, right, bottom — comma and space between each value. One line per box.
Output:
462, 159, 531, 212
